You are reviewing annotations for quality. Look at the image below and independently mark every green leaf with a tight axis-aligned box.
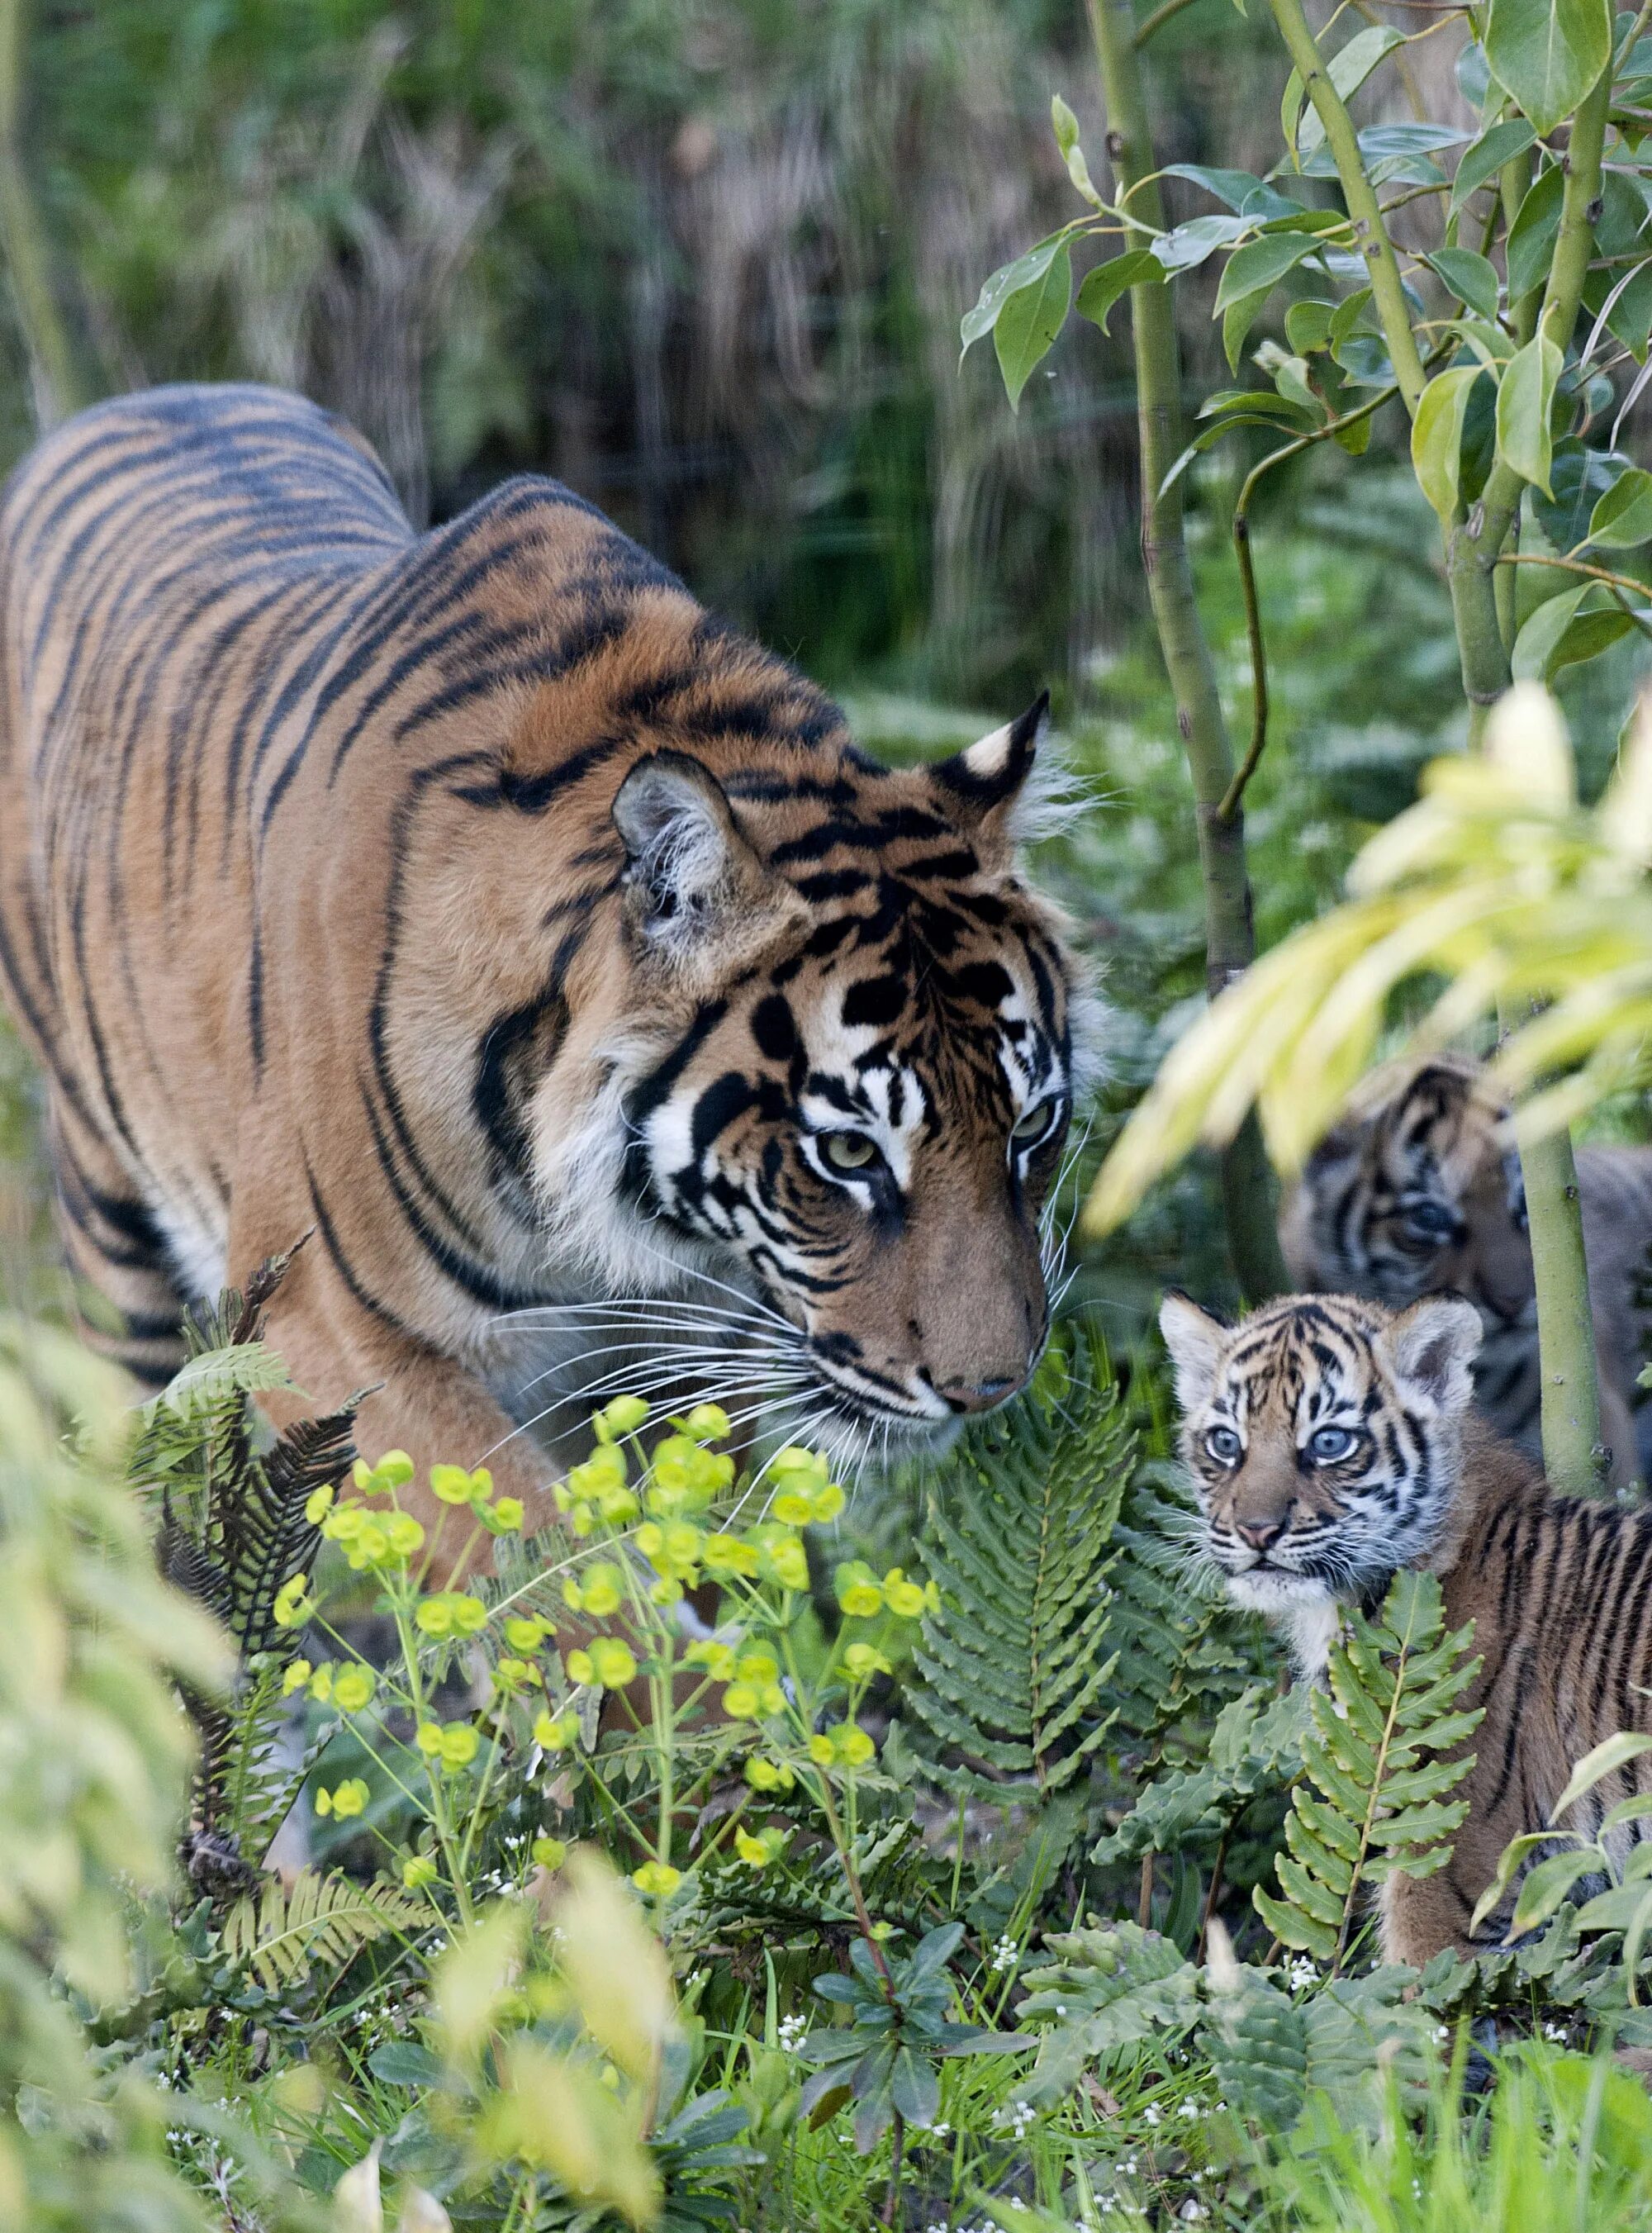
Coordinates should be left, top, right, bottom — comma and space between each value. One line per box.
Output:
1506, 1847, 1601, 1940
1550, 1730, 1652, 1822
1450, 116, 1538, 209
1589, 465, 1652, 548
1497, 332, 1564, 495
1293, 27, 1405, 158
1151, 213, 1250, 273
961, 237, 1065, 357
1286, 299, 1336, 354
1412, 366, 1486, 520
995, 245, 1072, 411
1427, 249, 1501, 321
1075, 249, 1162, 336
1533, 439, 1623, 549
1162, 164, 1302, 220
1511, 583, 1634, 678
889, 2046, 941, 2129
1469, 1830, 1563, 1935
154, 1341, 295, 1420
1506, 164, 1565, 305
1214, 230, 1324, 312
1485, 0, 1612, 138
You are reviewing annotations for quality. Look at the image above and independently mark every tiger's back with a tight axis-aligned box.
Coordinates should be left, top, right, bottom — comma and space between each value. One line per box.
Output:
0, 384, 1087, 1532
1161, 1289, 1652, 1965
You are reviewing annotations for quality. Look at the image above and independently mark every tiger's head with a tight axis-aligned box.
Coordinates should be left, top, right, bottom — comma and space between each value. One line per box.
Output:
505, 680, 1098, 1446
1159, 1290, 1482, 1660
1279, 1054, 1533, 1328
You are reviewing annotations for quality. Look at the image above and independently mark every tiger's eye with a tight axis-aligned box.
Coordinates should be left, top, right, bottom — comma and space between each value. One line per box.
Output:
1204, 1425, 1241, 1466
1012, 1100, 1060, 1147
1308, 1424, 1360, 1465
822, 1131, 879, 1173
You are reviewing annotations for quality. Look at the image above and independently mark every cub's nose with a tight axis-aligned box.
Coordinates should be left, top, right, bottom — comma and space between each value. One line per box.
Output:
1234, 1515, 1289, 1551
934, 1373, 1023, 1416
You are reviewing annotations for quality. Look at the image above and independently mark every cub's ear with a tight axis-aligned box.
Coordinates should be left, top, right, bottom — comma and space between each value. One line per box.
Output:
612, 750, 804, 976
1159, 1290, 1231, 1416
930, 691, 1061, 867
1379, 1295, 1482, 1413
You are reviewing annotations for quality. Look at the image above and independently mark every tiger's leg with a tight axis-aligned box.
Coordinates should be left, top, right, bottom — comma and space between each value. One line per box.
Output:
48, 1095, 189, 1393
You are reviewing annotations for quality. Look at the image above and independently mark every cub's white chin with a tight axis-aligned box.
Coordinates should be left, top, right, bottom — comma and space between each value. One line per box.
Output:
1223, 1569, 1332, 1617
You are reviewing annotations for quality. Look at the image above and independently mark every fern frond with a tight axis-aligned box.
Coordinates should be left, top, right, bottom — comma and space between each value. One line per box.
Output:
154, 1342, 295, 1422
1091, 1684, 1307, 1866
1252, 1570, 1483, 1970
1098, 1463, 1251, 1753
220, 1867, 429, 1991
1018, 1922, 1201, 2095
691, 1821, 934, 1947
900, 1331, 1132, 1803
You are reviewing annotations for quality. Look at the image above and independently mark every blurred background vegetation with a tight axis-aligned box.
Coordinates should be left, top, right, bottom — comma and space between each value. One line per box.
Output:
0, 0, 1648, 1337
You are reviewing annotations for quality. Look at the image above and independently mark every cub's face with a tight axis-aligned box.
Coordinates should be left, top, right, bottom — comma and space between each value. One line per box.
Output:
1282, 1056, 1533, 1326
596, 702, 1094, 1440
1159, 1291, 1482, 1624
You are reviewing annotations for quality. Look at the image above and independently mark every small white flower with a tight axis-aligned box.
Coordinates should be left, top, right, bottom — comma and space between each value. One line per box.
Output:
1142, 2102, 1162, 2126
1544, 2022, 1568, 2043
1432, 2026, 1449, 2045
776, 2013, 806, 2052
1179, 2205, 1207, 2224
1056, 2003, 1068, 2015
1178, 2099, 1203, 2119
991, 1935, 1020, 1974
931, 2121, 951, 2137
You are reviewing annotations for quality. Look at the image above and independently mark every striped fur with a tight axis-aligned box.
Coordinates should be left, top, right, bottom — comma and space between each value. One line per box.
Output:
1279, 1052, 1652, 1485
1161, 1290, 1652, 1965
0, 384, 1093, 1546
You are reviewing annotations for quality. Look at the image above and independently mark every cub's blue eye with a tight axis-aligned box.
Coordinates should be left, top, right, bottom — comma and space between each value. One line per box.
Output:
1308, 1424, 1360, 1465
1204, 1425, 1241, 1466
1401, 1200, 1458, 1247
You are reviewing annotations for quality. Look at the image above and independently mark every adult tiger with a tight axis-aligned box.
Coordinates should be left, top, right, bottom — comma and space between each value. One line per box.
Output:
1279, 1052, 1652, 1485
0, 385, 1094, 1538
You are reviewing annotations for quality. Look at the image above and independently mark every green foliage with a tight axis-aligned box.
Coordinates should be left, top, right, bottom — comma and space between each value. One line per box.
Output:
220, 1866, 430, 1993
901, 1335, 1132, 1802
1092, 1682, 1306, 1865
1253, 1571, 1483, 1969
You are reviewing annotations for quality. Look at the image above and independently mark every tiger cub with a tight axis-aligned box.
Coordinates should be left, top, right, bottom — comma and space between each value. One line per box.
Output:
0, 386, 1094, 1556
1279, 1052, 1652, 1484
1159, 1288, 1652, 1967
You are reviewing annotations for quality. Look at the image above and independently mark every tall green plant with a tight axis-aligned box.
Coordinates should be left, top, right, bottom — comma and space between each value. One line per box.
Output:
967, 0, 1652, 1490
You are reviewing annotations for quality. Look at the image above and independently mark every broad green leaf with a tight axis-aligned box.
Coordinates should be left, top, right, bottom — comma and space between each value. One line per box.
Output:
1286, 298, 1336, 354
1222, 287, 1275, 372
156, 1340, 295, 1418
1589, 464, 1652, 547
1075, 249, 1162, 336
1506, 164, 1565, 304
1163, 164, 1303, 220
995, 245, 1072, 410
961, 236, 1065, 356
1469, 1830, 1563, 1934
1604, 1791, 1652, 1833
1450, 116, 1538, 209
1051, 94, 1102, 208
1294, 27, 1405, 158
1511, 583, 1633, 678
1485, 0, 1612, 137
1496, 332, 1563, 495
1214, 231, 1323, 312
1533, 439, 1622, 549
1427, 248, 1501, 321
1151, 212, 1249, 273
1507, 1846, 1600, 1940
889, 2045, 941, 2129
1550, 1730, 1652, 1821
1412, 366, 1486, 519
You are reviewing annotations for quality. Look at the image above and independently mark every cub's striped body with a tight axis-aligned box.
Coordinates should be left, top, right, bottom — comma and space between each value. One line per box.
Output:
1279, 1053, 1652, 1484
1161, 1290, 1652, 1965
0, 385, 1089, 1538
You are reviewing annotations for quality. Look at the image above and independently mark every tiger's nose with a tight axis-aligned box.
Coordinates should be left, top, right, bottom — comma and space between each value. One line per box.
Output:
935, 1372, 1022, 1415
1234, 1515, 1289, 1551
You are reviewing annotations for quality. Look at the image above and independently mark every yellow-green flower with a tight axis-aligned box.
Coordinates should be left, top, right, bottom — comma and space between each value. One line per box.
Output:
532, 1835, 568, 1871
332, 1664, 376, 1713
586, 1637, 638, 1689
734, 1827, 773, 1868
632, 1860, 681, 1898
772, 1489, 816, 1526
700, 1532, 758, 1579
843, 1642, 892, 1681
438, 1723, 479, 1772
533, 1708, 580, 1752
811, 1480, 846, 1523
828, 1722, 876, 1768
315, 1777, 368, 1820
568, 1445, 628, 1499
307, 1664, 334, 1703
767, 1540, 809, 1592
807, 1733, 836, 1767
415, 1722, 446, 1757
415, 1598, 454, 1637
492, 1656, 537, 1694
601, 1394, 650, 1437
355, 1450, 414, 1494
722, 1682, 761, 1720
489, 1496, 525, 1533
431, 1462, 489, 1506
383, 1513, 427, 1560
401, 1854, 439, 1890
882, 1567, 926, 1619
745, 1757, 794, 1793
578, 1562, 624, 1618
304, 1482, 335, 1523
272, 1572, 313, 1627
282, 1658, 313, 1696
735, 1649, 779, 1686
835, 1561, 882, 1618
505, 1615, 549, 1653
686, 1638, 737, 1680
686, 1401, 731, 1442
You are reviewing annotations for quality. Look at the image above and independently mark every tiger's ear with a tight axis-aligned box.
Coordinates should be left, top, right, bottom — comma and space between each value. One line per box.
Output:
612, 750, 804, 976
1379, 1296, 1482, 1414
1159, 1291, 1230, 1416
930, 691, 1058, 867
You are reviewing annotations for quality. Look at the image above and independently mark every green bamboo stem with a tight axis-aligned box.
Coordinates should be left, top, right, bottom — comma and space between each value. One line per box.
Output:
1088, 0, 1287, 1304
0, 0, 81, 425
1265, 0, 1428, 415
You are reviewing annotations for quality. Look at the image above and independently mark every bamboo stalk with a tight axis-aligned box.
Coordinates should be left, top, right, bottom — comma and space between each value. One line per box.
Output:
1087, 0, 1287, 1304
0, 0, 82, 426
